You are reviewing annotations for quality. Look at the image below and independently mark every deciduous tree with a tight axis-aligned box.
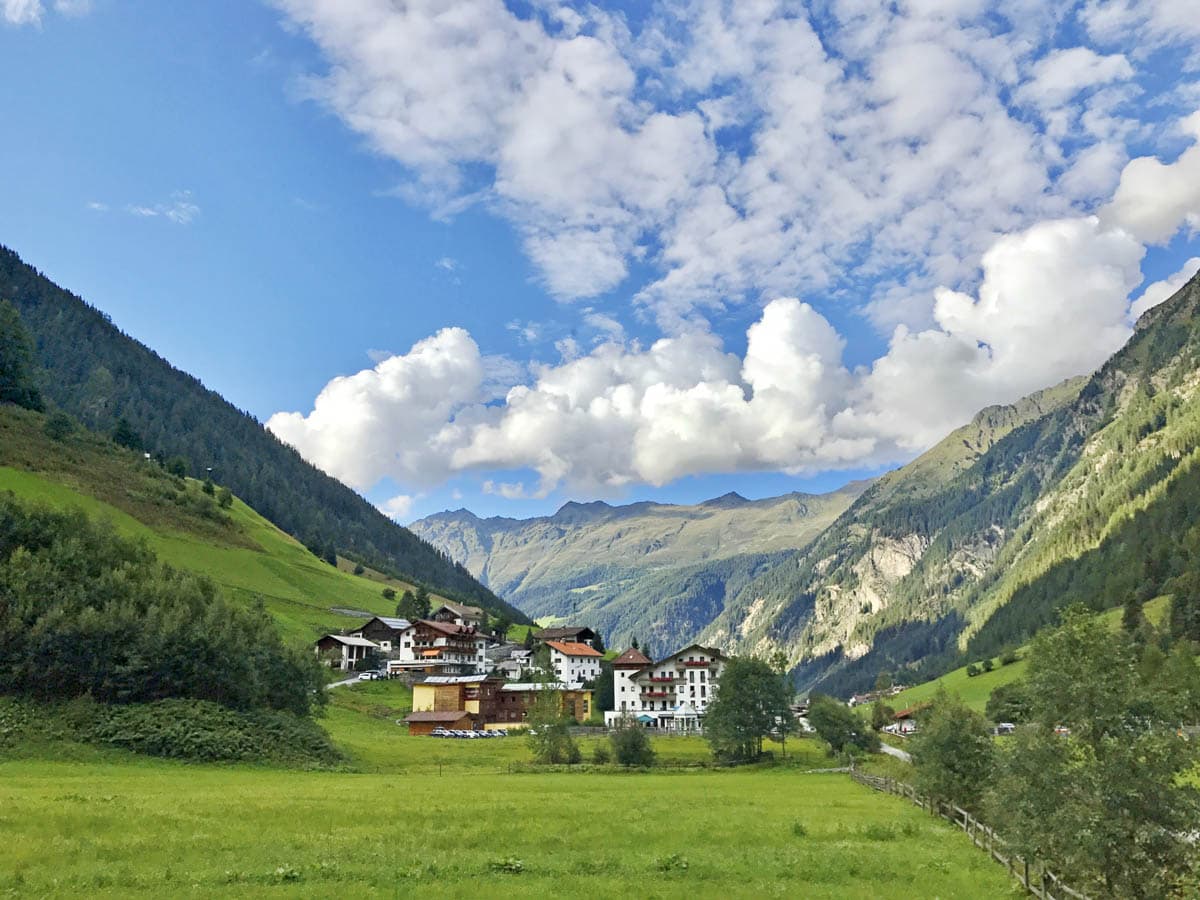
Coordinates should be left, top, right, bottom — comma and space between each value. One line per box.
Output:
909, 688, 995, 812
704, 656, 793, 762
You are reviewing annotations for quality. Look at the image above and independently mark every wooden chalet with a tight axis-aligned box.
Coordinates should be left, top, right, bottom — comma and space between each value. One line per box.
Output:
532, 625, 598, 647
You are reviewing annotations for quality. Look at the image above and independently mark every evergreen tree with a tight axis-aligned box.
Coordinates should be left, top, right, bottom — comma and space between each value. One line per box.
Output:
111, 417, 142, 450
0, 299, 43, 411
414, 585, 431, 618
1169, 572, 1200, 642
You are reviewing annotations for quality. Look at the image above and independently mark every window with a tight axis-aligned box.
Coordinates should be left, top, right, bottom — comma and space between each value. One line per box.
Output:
701, 685, 706, 698
689, 671, 695, 683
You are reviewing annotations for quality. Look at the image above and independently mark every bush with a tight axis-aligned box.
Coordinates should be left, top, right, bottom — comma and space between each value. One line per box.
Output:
591, 744, 612, 764
0, 696, 343, 766
998, 648, 1019, 666
353, 563, 365, 576
981, 658, 995, 673
89, 700, 344, 765
216, 487, 233, 509
965, 663, 980, 677
42, 411, 75, 441
610, 716, 656, 767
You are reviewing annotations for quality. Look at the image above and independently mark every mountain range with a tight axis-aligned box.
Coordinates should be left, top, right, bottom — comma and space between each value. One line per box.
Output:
417, 269, 1200, 693
411, 482, 869, 657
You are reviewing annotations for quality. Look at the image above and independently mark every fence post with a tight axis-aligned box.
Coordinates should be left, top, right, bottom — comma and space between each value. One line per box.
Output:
1024, 859, 1030, 891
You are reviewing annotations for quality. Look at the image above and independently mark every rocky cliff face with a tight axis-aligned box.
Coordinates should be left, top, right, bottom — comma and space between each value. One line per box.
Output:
713, 270, 1200, 696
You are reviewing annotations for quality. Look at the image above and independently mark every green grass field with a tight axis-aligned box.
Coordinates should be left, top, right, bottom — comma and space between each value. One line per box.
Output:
0, 676, 1020, 897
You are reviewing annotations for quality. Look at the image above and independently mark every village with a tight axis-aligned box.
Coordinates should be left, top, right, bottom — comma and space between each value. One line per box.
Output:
313, 601, 730, 736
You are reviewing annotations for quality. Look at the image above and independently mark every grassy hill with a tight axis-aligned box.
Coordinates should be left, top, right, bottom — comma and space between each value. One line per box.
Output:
880, 596, 1172, 715
0, 404, 451, 643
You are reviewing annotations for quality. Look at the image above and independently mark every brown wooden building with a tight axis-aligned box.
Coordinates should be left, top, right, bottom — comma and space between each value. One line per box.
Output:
402, 710, 482, 736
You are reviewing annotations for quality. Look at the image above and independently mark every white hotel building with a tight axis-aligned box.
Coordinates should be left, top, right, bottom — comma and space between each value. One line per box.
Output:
606, 643, 728, 731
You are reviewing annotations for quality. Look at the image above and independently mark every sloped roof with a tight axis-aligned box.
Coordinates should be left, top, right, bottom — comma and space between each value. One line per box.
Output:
534, 626, 595, 641
404, 711, 474, 723
420, 675, 494, 684
501, 682, 588, 692
611, 647, 652, 668
360, 615, 410, 631
658, 643, 727, 663
317, 634, 378, 648
545, 640, 602, 658
435, 600, 485, 620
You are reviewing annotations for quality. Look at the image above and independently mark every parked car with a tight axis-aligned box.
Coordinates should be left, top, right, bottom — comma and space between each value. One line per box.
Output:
360, 670, 385, 680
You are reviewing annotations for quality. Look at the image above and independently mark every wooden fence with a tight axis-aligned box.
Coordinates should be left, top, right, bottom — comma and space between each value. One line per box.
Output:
849, 770, 1088, 900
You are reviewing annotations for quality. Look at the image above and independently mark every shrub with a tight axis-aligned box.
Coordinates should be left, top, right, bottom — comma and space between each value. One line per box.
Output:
88, 700, 343, 765
591, 744, 612, 765
791, 820, 808, 838
353, 563, 365, 576
981, 658, 994, 673
998, 648, 1019, 666
965, 663, 980, 677
42, 411, 75, 441
216, 487, 233, 509
610, 715, 656, 767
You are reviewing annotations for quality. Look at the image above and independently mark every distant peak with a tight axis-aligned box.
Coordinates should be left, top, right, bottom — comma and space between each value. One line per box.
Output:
700, 491, 749, 508
552, 499, 613, 522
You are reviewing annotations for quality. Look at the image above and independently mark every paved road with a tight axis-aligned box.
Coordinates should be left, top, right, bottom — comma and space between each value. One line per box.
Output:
879, 741, 912, 764
326, 674, 366, 689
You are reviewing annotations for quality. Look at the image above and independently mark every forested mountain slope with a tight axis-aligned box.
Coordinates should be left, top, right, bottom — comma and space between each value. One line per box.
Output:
713, 270, 1200, 695
0, 245, 526, 624
411, 484, 869, 657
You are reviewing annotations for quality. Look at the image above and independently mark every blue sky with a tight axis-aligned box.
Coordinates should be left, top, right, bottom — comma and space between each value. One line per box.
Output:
2, 1, 1199, 523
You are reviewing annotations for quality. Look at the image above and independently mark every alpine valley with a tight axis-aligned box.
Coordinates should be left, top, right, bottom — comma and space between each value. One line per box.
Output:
415, 269, 1200, 695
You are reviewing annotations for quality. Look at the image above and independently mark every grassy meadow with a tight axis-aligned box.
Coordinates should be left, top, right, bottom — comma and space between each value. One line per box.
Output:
0, 679, 1022, 898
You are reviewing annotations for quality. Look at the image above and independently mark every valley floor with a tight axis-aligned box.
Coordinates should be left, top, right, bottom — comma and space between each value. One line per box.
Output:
0, 685, 1018, 897
0, 756, 1014, 899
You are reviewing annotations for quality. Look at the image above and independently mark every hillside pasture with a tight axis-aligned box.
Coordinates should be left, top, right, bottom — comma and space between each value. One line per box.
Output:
0, 464, 442, 644
883, 596, 1172, 714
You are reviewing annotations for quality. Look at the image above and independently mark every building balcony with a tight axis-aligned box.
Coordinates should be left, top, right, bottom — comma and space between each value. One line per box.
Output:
641, 690, 671, 698
682, 660, 710, 667
648, 676, 675, 682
